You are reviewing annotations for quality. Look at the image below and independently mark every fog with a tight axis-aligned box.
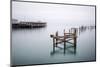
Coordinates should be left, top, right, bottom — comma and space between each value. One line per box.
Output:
12, 1, 95, 26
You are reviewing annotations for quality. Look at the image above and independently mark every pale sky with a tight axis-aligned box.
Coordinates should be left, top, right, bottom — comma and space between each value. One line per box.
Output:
12, 1, 95, 25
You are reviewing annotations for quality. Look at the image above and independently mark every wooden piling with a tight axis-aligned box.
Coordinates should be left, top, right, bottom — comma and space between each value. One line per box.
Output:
73, 29, 77, 47
64, 29, 66, 53
53, 36, 55, 52
50, 34, 55, 52
55, 31, 58, 47
50, 28, 77, 54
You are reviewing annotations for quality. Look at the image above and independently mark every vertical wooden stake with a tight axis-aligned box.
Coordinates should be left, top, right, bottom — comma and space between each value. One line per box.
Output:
50, 34, 55, 53
74, 29, 77, 48
64, 41, 66, 54
53, 37, 55, 52
64, 29, 66, 53
55, 31, 58, 47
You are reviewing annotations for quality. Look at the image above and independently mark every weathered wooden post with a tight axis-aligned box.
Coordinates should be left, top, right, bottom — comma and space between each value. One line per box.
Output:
55, 31, 58, 47
64, 29, 66, 53
50, 34, 55, 52
73, 29, 77, 48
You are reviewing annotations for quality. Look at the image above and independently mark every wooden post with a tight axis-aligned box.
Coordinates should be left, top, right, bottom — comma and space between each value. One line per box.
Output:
50, 35, 55, 52
53, 37, 55, 52
64, 29, 66, 53
64, 41, 66, 54
55, 31, 58, 47
73, 29, 77, 48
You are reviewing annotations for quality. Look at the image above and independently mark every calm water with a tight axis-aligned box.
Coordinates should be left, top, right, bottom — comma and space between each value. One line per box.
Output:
12, 1, 96, 65
12, 23, 96, 65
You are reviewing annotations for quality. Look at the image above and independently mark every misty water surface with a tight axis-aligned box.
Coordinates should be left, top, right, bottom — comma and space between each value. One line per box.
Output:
12, 1, 96, 65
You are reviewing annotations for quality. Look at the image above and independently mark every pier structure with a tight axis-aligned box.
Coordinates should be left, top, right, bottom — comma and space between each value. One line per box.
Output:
50, 28, 77, 53
12, 21, 47, 28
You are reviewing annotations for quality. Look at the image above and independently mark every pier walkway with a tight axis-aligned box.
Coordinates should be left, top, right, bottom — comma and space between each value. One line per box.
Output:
12, 21, 47, 28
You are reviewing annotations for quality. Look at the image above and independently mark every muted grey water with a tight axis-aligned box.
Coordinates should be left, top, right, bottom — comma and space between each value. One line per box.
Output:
12, 23, 95, 65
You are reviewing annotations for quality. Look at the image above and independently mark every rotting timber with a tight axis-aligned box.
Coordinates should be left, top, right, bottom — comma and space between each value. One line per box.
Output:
50, 28, 77, 54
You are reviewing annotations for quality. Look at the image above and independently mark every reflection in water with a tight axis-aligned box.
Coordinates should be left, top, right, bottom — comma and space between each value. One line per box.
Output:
50, 28, 77, 55
50, 25, 95, 56
12, 24, 95, 65
12, 1, 96, 65
50, 45, 76, 56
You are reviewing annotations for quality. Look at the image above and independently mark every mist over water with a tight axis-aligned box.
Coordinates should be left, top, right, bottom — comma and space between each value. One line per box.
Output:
12, 1, 95, 25
12, 1, 96, 65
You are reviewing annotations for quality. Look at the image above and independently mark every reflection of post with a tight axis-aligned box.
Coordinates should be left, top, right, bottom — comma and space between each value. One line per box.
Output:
53, 36, 55, 52
55, 31, 58, 47
73, 29, 77, 48
74, 46, 76, 54
64, 41, 66, 54
64, 29, 66, 53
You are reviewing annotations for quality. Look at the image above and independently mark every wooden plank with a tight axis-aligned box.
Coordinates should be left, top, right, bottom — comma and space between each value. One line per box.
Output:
66, 41, 74, 44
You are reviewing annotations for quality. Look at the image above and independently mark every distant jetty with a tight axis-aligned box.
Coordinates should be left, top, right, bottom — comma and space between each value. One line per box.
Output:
12, 21, 47, 28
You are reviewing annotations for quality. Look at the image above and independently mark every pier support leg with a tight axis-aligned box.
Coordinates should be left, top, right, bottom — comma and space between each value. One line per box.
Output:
53, 38, 55, 52
50, 34, 56, 53
63, 29, 66, 54
64, 41, 66, 54
74, 37, 76, 48
55, 31, 58, 47
74, 46, 76, 54
73, 29, 77, 48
